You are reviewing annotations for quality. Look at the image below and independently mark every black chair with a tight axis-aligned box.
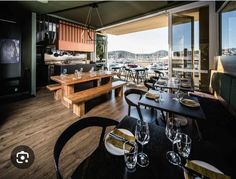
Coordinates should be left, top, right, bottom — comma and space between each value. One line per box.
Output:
53, 116, 119, 179
144, 76, 160, 90
124, 88, 157, 123
125, 68, 134, 81
154, 70, 165, 78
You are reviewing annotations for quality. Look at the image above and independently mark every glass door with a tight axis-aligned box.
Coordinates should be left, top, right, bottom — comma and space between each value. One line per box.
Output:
171, 14, 194, 80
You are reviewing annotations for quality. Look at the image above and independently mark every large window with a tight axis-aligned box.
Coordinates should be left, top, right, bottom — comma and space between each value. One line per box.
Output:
171, 6, 209, 91
221, 2, 236, 56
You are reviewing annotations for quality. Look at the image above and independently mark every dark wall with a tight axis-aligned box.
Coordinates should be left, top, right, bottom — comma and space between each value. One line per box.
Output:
0, 21, 21, 79
0, 2, 32, 97
199, 6, 210, 92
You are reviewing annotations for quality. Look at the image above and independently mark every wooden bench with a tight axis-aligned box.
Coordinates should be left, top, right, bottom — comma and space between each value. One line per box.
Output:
46, 83, 62, 100
64, 81, 127, 116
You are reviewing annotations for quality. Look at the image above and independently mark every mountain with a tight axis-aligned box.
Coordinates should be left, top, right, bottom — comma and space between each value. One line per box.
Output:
108, 50, 168, 59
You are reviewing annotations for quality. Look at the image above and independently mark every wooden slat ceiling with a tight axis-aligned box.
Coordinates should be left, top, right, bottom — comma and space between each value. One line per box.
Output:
102, 14, 168, 35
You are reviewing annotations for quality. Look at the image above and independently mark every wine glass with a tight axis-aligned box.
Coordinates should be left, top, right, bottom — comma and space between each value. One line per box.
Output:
135, 120, 150, 167
176, 133, 191, 159
63, 68, 67, 75
159, 87, 164, 102
60, 68, 68, 77
165, 117, 181, 165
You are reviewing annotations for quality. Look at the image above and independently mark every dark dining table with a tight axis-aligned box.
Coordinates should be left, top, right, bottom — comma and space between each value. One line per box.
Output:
71, 116, 233, 179
138, 92, 206, 121
155, 79, 194, 92
132, 68, 146, 84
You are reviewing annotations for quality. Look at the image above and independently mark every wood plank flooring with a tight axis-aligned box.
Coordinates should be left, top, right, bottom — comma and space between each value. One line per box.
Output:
0, 87, 132, 179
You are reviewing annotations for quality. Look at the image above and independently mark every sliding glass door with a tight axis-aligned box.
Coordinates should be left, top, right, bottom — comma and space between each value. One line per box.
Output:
170, 6, 209, 91
171, 14, 194, 80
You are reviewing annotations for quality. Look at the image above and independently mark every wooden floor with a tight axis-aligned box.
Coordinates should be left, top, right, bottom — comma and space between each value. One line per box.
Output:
0, 87, 132, 179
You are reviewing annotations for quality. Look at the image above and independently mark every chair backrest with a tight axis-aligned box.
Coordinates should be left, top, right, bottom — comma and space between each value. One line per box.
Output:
53, 116, 119, 179
211, 72, 236, 115
144, 79, 155, 90
150, 76, 160, 83
124, 88, 146, 107
154, 70, 164, 77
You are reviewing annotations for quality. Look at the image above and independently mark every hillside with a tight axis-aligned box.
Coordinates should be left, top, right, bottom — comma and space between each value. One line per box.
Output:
108, 50, 168, 59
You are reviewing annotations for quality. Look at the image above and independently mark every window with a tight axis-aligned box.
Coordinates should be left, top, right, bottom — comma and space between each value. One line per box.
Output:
221, 2, 236, 56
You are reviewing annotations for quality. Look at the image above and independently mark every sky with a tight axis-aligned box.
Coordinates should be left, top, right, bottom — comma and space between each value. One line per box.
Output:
222, 10, 236, 49
107, 21, 200, 54
107, 27, 168, 54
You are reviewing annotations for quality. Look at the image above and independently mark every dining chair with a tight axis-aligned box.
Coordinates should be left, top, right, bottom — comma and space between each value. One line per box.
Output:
125, 68, 134, 81
144, 76, 157, 90
53, 116, 119, 179
124, 88, 157, 123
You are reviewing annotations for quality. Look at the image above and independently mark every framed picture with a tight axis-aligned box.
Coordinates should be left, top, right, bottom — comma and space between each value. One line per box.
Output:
0, 39, 20, 64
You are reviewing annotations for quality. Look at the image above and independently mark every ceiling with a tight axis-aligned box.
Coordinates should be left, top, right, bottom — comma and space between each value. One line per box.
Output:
102, 14, 168, 35
16, 1, 189, 30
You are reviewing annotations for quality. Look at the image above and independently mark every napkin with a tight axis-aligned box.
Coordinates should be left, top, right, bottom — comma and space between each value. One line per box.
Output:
145, 92, 160, 99
156, 80, 166, 85
185, 160, 231, 179
106, 129, 135, 150
181, 82, 191, 88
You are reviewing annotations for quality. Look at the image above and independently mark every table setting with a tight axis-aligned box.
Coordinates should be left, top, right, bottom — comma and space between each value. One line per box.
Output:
103, 116, 230, 179
72, 115, 231, 179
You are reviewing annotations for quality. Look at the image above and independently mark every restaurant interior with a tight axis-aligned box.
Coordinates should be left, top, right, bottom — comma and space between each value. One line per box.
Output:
0, 1, 236, 179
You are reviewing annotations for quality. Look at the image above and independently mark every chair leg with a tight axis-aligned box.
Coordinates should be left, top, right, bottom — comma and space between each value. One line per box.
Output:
161, 110, 166, 123
128, 105, 131, 116
136, 107, 143, 121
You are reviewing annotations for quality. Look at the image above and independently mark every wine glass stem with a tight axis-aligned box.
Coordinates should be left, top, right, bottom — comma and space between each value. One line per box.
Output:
172, 142, 175, 152
141, 144, 144, 153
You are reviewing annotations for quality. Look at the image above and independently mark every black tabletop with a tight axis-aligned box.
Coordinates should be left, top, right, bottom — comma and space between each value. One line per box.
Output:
155, 80, 194, 92
71, 116, 232, 179
112, 66, 122, 70
138, 93, 206, 120
133, 68, 146, 71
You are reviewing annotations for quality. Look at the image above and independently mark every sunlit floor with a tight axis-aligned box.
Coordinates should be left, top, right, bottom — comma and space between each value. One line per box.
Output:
0, 87, 132, 179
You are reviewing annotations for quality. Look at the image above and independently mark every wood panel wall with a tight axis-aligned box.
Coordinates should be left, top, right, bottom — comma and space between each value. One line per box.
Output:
57, 21, 95, 52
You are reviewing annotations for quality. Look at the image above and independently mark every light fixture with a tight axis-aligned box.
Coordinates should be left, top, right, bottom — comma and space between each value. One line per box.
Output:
84, 3, 104, 41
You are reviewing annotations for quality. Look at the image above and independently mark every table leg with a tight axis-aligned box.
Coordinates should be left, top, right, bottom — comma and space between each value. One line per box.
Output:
73, 103, 85, 117
194, 120, 203, 141
115, 87, 123, 97
97, 79, 101, 86
161, 110, 166, 122
61, 85, 74, 108
136, 72, 139, 84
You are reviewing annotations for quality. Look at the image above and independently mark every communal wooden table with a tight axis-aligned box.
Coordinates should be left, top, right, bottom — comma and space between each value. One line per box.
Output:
50, 71, 114, 108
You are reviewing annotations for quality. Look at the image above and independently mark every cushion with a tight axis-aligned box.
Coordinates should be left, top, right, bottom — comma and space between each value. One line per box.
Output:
230, 78, 236, 110
219, 73, 231, 104
211, 72, 221, 94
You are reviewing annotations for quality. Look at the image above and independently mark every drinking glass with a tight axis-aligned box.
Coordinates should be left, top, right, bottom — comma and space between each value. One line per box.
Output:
135, 120, 150, 167
165, 117, 181, 165
159, 87, 164, 102
123, 141, 138, 170
63, 68, 67, 75
176, 89, 183, 102
176, 133, 191, 158
74, 70, 82, 79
